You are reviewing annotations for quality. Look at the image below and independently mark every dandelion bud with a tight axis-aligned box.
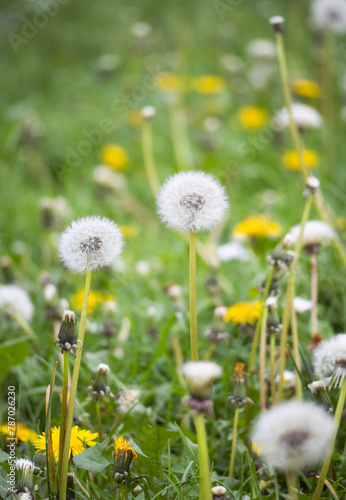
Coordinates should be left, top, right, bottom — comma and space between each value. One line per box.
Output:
182, 361, 221, 416
113, 436, 137, 484
15, 459, 34, 492
269, 15, 285, 33
89, 364, 112, 400
211, 485, 228, 499
265, 297, 281, 334
66, 472, 75, 500
308, 380, 333, 413
32, 452, 46, 476
55, 310, 78, 354
228, 363, 252, 409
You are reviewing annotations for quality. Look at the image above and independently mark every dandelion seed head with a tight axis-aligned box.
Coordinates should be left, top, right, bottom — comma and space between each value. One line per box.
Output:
275, 103, 322, 130
182, 361, 222, 399
246, 39, 276, 60
117, 388, 140, 414
0, 285, 34, 321
288, 220, 335, 249
293, 297, 313, 313
252, 400, 334, 471
312, 0, 346, 33
157, 171, 228, 233
313, 334, 346, 388
58, 216, 124, 273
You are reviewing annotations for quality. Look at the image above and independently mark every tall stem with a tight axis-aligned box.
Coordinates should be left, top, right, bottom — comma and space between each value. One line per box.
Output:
286, 470, 298, 500
278, 197, 312, 402
95, 401, 104, 442
259, 307, 268, 412
189, 231, 199, 361
142, 120, 160, 197
58, 350, 69, 481
194, 414, 211, 500
169, 96, 193, 169
312, 378, 346, 500
270, 333, 276, 406
229, 406, 239, 477
290, 305, 302, 399
310, 253, 319, 337
172, 334, 185, 384
248, 266, 274, 373
59, 270, 92, 500
13, 313, 39, 353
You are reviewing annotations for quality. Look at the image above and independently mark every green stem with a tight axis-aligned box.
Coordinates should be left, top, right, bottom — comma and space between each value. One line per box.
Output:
58, 351, 69, 480
278, 197, 312, 402
310, 253, 319, 337
248, 266, 274, 373
259, 307, 268, 412
169, 96, 193, 169
286, 470, 298, 500
96, 401, 104, 442
13, 313, 39, 353
59, 270, 92, 500
290, 305, 303, 400
172, 334, 185, 385
194, 414, 211, 500
142, 120, 160, 196
189, 231, 199, 361
229, 406, 239, 477
312, 378, 346, 500
270, 333, 276, 406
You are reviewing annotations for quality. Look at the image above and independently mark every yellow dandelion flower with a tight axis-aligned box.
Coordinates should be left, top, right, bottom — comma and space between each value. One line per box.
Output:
102, 144, 128, 171
292, 79, 321, 99
33, 426, 98, 461
114, 435, 138, 459
239, 106, 267, 130
127, 110, 144, 127
191, 76, 226, 94
70, 289, 103, 314
0, 423, 36, 443
119, 224, 139, 238
282, 150, 319, 170
155, 72, 183, 92
224, 301, 262, 325
233, 215, 282, 238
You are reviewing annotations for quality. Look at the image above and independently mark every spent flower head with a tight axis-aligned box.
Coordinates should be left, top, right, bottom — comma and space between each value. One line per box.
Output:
0, 285, 34, 322
157, 171, 228, 233
287, 220, 335, 254
252, 400, 334, 471
313, 334, 346, 389
58, 216, 124, 273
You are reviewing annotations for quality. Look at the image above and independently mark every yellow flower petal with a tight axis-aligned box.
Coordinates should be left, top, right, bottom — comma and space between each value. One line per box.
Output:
224, 301, 263, 325
239, 106, 267, 130
233, 215, 282, 238
102, 145, 128, 171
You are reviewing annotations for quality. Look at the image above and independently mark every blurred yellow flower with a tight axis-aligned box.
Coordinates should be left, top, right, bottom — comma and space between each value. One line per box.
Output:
292, 79, 320, 99
225, 301, 262, 325
252, 440, 262, 455
191, 76, 226, 94
70, 289, 102, 314
0, 423, 36, 443
283, 150, 319, 170
119, 224, 139, 238
34, 426, 98, 460
336, 216, 346, 230
128, 110, 144, 127
233, 215, 282, 238
102, 144, 128, 171
156, 72, 182, 92
239, 106, 267, 130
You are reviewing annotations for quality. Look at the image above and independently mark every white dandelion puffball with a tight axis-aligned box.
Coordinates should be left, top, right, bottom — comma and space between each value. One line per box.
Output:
0, 285, 34, 321
182, 361, 222, 397
117, 388, 140, 414
246, 39, 276, 59
275, 103, 322, 130
312, 0, 346, 33
58, 216, 124, 273
288, 220, 335, 248
293, 297, 313, 313
217, 240, 251, 262
157, 171, 229, 233
252, 400, 334, 471
313, 334, 346, 388
16, 458, 34, 470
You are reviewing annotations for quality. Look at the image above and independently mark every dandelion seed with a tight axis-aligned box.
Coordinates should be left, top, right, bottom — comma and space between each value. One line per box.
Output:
313, 334, 346, 388
0, 285, 34, 322
58, 216, 124, 273
251, 400, 334, 471
157, 171, 228, 233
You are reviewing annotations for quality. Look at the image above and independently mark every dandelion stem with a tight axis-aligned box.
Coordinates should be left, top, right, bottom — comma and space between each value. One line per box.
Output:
310, 253, 319, 337
259, 307, 268, 412
229, 406, 239, 477
248, 266, 274, 373
290, 304, 303, 400
172, 334, 185, 384
58, 350, 69, 481
169, 96, 193, 169
286, 470, 298, 500
13, 313, 39, 353
203, 343, 216, 361
142, 119, 160, 196
96, 401, 104, 442
59, 270, 92, 500
321, 28, 335, 172
312, 378, 346, 500
270, 333, 276, 406
189, 231, 199, 361
278, 197, 312, 402
194, 413, 211, 500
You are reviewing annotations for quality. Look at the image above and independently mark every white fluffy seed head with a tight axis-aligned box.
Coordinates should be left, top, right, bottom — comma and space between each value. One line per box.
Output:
313, 334, 346, 388
157, 171, 229, 233
58, 216, 124, 273
93, 166, 126, 191
0, 285, 34, 321
311, 0, 346, 33
211, 485, 227, 495
275, 103, 323, 130
182, 361, 222, 398
293, 297, 313, 313
97, 363, 110, 374
265, 296, 277, 309
269, 15, 285, 25
117, 388, 140, 413
288, 220, 335, 248
246, 39, 276, 59
16, 458, 34, 471
252, 400, 334, 471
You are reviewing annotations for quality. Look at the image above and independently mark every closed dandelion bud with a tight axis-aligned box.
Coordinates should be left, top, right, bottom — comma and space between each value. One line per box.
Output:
66, 472, 75, 500
32, 452, 46, 476
113, 436, 137, 484
55, 310, 78, 354
228, 363, 252, 409
182, 361, 221, 416
265, 297, 281, 334
15, 459, 34, 492
211, 485, 228, 499
308, 380, 333, 413
304, 176, 320, 198
89, 364, 112, 400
